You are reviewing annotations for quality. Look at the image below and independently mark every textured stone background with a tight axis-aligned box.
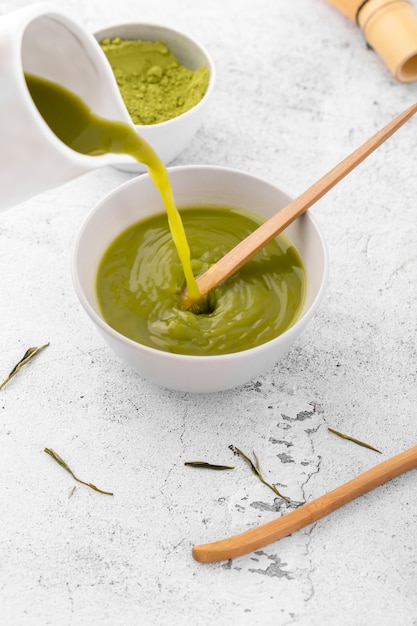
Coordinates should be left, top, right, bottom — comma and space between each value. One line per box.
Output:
1, 1, 417, 625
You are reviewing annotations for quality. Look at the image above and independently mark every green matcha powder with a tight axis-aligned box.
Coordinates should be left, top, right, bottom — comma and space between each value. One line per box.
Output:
99, 38, 210, 125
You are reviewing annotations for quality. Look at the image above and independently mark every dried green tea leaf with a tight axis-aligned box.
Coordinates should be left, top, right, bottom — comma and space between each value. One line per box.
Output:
184, 461, 235, 470
229, 445, 289, 502
44, 448, 113, 495
328, 428, 382, 454
0, 343, 49, 390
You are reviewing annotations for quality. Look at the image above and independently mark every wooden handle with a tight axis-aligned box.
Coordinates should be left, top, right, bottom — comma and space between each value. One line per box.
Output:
192, 444, 417, 562
183, 103, 417, 309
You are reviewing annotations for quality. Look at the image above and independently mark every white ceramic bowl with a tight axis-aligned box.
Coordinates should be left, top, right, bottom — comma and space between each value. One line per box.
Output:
72, 166, 329, 393
93, 23, 215, 172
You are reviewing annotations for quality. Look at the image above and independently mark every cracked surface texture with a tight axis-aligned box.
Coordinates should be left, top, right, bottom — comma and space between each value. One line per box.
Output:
1, 0, 417, 624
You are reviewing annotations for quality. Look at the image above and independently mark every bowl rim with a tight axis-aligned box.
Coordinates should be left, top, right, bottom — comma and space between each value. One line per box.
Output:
72, 164, 329, 363
92, 21, 216, 129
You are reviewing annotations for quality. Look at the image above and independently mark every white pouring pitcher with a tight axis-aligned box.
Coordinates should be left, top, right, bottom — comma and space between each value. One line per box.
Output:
0, 3, 137, 211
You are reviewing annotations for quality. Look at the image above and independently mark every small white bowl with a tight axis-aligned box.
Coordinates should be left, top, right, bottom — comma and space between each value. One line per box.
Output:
93, 23, 215, 172
72, 166, 329, 393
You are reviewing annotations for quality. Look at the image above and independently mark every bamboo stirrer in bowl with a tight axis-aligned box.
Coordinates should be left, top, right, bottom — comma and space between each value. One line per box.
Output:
192, 444, 417, 562
182, 103, 417, 309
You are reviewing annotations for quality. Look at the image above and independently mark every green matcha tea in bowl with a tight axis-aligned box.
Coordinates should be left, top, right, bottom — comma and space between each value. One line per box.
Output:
93, 22, 215, 172
72, 166, 329, 393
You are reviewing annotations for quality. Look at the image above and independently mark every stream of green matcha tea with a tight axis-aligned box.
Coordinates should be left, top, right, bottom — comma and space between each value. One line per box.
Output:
24, 72, 200, 302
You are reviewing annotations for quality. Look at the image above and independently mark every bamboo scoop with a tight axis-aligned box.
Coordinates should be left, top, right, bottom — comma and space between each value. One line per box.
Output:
183, 103, 417, 310
192, 444, 417, 562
